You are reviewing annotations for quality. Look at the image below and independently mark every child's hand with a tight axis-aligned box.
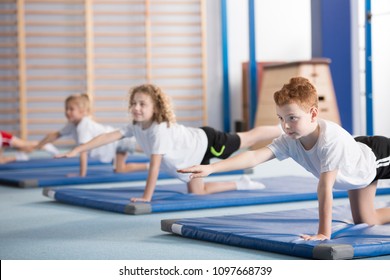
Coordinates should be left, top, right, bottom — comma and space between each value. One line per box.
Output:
130, 197, 151, 203
55, 150, 77, 159
177, 165, 212, 179
300, 233, 329, 241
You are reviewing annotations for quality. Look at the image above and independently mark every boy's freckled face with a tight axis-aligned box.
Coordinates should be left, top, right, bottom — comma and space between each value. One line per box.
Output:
276, 103, 314, 139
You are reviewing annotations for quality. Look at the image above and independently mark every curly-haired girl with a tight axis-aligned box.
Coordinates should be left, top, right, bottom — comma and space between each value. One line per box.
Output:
58, 84, 281, 201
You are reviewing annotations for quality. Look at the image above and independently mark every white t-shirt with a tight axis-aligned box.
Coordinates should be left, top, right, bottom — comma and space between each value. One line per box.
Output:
268, 119, 377, 190
120, 122, 208, 182
59, 116, 117, 163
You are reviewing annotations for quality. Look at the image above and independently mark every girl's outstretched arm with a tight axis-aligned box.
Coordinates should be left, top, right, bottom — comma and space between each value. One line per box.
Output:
131, 154, 162, 202
56, 130, 123, 158
178, 146, 275, 178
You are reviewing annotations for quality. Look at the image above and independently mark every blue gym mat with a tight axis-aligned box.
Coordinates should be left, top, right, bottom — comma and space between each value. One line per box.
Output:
0, 154, 149, 171
0, 164, 246, 188
42, 176, 390, 214
161, 204, 390, 259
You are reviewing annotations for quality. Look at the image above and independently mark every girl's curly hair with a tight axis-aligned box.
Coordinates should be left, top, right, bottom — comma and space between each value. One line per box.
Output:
128, 84, 176, 126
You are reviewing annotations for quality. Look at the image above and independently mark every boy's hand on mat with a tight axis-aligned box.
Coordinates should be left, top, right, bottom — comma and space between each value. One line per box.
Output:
130, 197, 150, 203
300, 233, 329, 241
177, 165, 212, 178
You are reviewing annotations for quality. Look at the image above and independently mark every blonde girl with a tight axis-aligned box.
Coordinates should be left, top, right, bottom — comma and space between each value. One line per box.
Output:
36, 93, 146, 176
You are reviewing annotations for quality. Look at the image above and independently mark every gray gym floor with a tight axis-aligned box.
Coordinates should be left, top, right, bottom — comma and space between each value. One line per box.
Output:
1, 157, 390, 260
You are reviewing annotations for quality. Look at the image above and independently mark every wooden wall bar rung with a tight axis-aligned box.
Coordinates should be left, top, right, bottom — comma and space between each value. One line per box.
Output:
94, 64, 144, 69
0, 76, 18, 81
151, 64, 201, 68
26, 32, 85, 37
0, 42, 17, 48
176, 116, 203, 122
94, 0, 144, 3
151, 32, 202, 37
25, 21, 85, 26
94, 43, 145, 48
0, 108, 18, 114
26, 0, 83, 3
150, 0, 199, 4
0, 10, 16, 15
153, 74, 202, 79
94, 74, 144, 80
151, 22, 200, 26
0, 120, 20, 125
149, 11, 199, 16
0, 97, 18, 103
25, 10, 84, 16
27, 96, 67, 102
152, 53, 201, 58
168, 95, 202, 100
27, 108, 63, 113
27, 75, 85, 81
0, 65, 18, 70
94, 32, 145, 37
94, 53, 145, 59
93, 11, 144, 16
0, 86, 18, 91
94, 21, 144, 27
27, 85, 85, 91
152, 43, 201, 47
26, 54, 85, 59
26, 42, 85, 48
27, 64, 86, 69
0, 31, 17, 36
0, 20, 16, 26
27, 119, 64, 124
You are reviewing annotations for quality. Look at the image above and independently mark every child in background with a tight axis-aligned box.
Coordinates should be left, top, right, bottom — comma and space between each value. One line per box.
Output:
35, 93, 147, 177
0, 130, 58, 164
179, 77, 390, 241
57, 84, 282, 201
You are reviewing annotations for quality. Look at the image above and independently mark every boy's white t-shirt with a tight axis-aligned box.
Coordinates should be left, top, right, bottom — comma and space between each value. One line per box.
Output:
59, 116, 117, 163
268, 119, 377, 190
120, 122, 208, 182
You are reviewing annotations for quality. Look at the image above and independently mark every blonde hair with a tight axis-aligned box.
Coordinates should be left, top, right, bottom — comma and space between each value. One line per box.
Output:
273, 77, 318, 112
129, 84, 176, 126
65, 93, 91, 114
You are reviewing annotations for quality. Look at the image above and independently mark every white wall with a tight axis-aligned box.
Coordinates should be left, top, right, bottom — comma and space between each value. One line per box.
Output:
371, 0, 390, 136
354, 0, 390, 136
207, 0, 311, 130
208, 0, 389, 135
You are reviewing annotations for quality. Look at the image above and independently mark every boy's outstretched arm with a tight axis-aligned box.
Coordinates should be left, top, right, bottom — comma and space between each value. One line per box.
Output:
178, 147, 275, 178
131, 154, 162, 202
301, 170, 337, 241
55, 130, 123, 158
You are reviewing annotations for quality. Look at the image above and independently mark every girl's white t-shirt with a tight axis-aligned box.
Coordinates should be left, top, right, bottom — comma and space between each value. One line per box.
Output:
59, 116, 117, 163
120, 122, 208, 182
268, 119, 377, 190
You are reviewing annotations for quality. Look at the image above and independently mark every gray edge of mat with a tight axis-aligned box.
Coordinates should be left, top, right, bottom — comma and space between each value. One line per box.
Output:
124, 203, 152, 215
19, 179, 39, 188
42, 188, 55, 198
244, 168, 254, 174
161, 219, 181, 233
312, 244, 354, 260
